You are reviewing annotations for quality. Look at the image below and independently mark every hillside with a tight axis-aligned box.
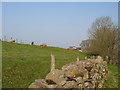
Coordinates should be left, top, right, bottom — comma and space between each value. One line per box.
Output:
2, 41, 119, 88
2, 41, 89, 88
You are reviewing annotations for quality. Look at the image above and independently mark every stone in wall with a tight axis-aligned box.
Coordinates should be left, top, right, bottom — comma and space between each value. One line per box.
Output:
46, 69, 66, 86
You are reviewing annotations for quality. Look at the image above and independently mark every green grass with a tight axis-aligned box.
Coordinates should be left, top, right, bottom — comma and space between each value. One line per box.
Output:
2, 41, 119, 88
2, 41, 88, 88
103, 64, 120, 88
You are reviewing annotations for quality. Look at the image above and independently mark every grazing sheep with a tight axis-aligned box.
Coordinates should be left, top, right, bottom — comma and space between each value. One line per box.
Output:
10, 40, 15, 43
41, 43, 47, 47
31, 41, 34, 45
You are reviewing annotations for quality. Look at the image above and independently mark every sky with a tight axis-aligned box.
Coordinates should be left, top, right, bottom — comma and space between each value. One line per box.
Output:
0, 2, 2, 39
2, 2, 118, 48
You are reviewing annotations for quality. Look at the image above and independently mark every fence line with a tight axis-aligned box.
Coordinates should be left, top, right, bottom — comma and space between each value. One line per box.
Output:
2, 55, 98, 62
1, 35, 40, 45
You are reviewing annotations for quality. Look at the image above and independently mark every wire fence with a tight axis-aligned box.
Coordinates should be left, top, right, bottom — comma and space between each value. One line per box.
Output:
1, 35, 41, 46
1, 36, 98, 60
2, 55, 97, 63
2, 56, 50, 60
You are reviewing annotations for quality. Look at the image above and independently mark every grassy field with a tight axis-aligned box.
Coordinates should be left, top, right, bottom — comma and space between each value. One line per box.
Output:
2, 41, 119, 88
2, 41, 89, 88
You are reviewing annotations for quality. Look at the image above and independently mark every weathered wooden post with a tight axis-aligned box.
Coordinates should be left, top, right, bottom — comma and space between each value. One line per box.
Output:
77, 56, 79, 62
51, 54, 55, 72
109, 60, 112, 64
4, 36, 6, 41
106, 56, 109, 64
16, 38, 18, 43
93, 55, 95, 59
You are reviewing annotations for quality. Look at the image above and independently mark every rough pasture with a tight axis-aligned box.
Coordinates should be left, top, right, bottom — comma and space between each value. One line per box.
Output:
2, 41, 88, 88
2, 41, 119, 88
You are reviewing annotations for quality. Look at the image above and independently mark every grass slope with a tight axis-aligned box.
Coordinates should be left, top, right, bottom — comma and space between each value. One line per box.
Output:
2, 41, 119, 88
2, 41, 88, 88
103, 64, 120, 88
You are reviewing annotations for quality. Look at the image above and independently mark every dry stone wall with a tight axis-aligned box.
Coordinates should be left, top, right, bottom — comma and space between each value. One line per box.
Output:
29, 57, 108, 88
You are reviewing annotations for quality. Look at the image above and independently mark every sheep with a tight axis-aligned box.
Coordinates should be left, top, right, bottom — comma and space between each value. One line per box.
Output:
41, 43, 47, 47
31, 41, 34, 45
10, 40, 15, 43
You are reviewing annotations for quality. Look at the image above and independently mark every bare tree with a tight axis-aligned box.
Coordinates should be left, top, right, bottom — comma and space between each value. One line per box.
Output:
117, 29, 120, 67
87, 16, 118, 64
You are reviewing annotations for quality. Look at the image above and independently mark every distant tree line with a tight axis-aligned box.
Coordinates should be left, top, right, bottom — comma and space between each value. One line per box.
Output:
80, 16, 119, 66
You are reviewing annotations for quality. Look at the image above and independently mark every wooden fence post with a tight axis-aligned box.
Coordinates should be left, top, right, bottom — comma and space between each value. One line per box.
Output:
93, 56, 95, 59
4, 36, 6, 41
16, 39, 18, 43
77, 56, 79, 61
51, 54, 55, 72
106, 56, 109, 63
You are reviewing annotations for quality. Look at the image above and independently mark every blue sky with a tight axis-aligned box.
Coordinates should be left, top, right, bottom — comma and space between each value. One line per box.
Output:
2, 2, 118, 48
0, 2, 2, 39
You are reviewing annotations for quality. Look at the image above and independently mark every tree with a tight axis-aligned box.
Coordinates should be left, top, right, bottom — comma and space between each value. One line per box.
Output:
80, 39, 91, 51
87, 16, 118, 64
118, 29, 120, 67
